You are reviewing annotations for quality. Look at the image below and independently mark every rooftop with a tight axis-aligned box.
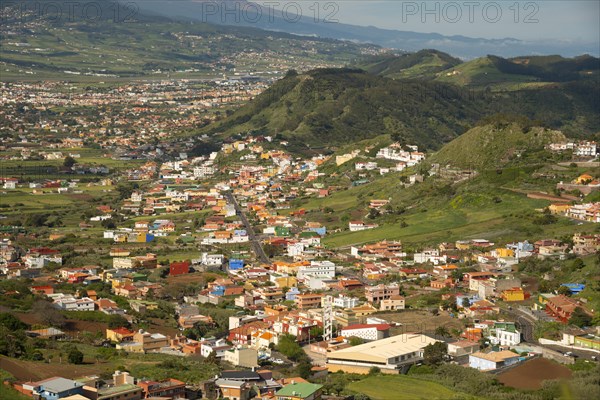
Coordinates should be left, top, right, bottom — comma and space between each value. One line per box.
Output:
328, 334, 439, 364
275, 382, 322, 397
37, 377, 84, 393
471, 350, 520, 363
341, 323, 391, 332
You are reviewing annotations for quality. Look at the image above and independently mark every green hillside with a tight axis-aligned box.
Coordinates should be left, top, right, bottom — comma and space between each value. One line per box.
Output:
348, 374, 475, 400
0, 1, 376, 80
436, 54, 599, 87
359, 49, 462, 79
283, 122, 598, 249
200, 68, 599, 152
429, 123, 566, 170
435, 56, 536, 86
201, 68, 485, 151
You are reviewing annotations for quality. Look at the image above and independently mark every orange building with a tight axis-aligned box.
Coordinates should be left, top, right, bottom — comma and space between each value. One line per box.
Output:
295, 293, 324, 309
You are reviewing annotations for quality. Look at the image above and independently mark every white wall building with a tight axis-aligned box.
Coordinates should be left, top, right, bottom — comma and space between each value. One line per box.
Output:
53, 295, 95, 311
340, 324, 391, 341
333, 295, 359, 309
297, 261, 336, 280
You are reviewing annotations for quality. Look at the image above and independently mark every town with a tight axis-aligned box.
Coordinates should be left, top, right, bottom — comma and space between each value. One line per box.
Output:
1, 122, 599, 400
1, 4, 600, 398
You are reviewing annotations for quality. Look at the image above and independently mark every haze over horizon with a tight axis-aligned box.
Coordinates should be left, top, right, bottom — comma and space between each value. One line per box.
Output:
255, 0, 599, 43
137, 0, 600, 57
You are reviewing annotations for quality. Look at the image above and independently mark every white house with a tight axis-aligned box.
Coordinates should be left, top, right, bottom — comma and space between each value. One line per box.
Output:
53, 295, 95, 311
414, 250, 447, 265
340, 324, 391, 341
297, 261, 336, 280
201, 253, 224, 267
200, 338, 232, 358
3, 179, 18, 189
575, 141, 597, 157
349, 221, 378, 232
469, 350, 520, 371
288, 242, 306, 257
488, 323, 521, 347
333, 295, 359, 309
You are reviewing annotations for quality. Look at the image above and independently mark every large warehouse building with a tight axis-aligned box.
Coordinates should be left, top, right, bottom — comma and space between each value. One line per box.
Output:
326, 333, 440, 374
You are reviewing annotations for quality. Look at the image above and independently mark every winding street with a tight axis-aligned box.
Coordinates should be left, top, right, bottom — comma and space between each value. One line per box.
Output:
224, 191, 270, 265
502, 306, 537, 343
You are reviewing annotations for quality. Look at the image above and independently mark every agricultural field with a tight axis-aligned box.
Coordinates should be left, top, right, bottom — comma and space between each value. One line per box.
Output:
377, 310, 465, 336
497, 358, 572, 390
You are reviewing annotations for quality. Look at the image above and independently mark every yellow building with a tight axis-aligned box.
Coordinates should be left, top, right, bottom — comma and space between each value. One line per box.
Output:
501, 287, 526, 302
106, 327, 135, 343
352, 304, 378, 318
455, 240, 471, 250
574, 174, 594, 184
548, 203, 571, 214
494, 248, 515, 258
334, 309, 359, 328
273, 275, 297, 289
335, 152, 357, 166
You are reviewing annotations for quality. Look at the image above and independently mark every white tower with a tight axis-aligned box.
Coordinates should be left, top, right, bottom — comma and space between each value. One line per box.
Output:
323, 295, 333, 341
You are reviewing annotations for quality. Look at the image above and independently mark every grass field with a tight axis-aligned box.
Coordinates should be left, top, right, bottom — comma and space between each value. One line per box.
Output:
348, 374, 476, 400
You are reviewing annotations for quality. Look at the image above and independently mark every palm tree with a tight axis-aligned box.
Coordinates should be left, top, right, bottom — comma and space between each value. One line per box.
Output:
434, 326, 450, 338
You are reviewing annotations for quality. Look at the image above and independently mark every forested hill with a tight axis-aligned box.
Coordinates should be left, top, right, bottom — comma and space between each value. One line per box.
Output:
200, 68, 599, 153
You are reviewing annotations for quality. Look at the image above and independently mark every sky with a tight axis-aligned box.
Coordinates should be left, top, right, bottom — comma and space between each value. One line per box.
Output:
256, 0, 600, 43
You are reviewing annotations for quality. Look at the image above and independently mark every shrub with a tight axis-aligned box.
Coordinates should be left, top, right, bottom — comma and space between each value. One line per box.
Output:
68, 348, 84, 364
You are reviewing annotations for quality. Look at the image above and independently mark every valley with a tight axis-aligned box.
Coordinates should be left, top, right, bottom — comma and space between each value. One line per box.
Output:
0, 5, 599, 400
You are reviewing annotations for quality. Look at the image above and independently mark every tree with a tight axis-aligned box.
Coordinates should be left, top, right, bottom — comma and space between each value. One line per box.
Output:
571, 258, 585, 270
276, 334, 306, 362
296, 360, 313, 379
25, 213, 48, 227
557, 285, 572, 296
348, 337, 364, 346
367, 208, 380, 219
101, 219, 116, 229
368, 366, 380, 375
309, 326, 323, 340
478, 336, 489, 349
462, 297, 471, 308
0, 313, 28, 331
184, 321, 212, 340
263, 243, 280, 258
205, 350, 219, 365
0, 326, 25, 357
107, 314, 130, 329
569, 307, 592, 328
423, 341, 448, 365
68, 348, 84, 364
324, 373, 348, 396
435, 326, 450, 338
63, 156, 77, 168
32, 300, 66, 328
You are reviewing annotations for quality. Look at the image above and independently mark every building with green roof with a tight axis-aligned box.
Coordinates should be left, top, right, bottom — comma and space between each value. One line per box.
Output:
275, 382, 323, 400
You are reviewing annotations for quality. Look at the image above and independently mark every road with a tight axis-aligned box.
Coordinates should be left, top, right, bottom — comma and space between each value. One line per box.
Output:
503, 307, 537, 343
224, 191, 270, 265
503, 306, 599, 361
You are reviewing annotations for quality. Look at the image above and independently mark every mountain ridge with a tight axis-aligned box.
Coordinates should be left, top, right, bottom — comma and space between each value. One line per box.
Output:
199, 68, 599, 152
